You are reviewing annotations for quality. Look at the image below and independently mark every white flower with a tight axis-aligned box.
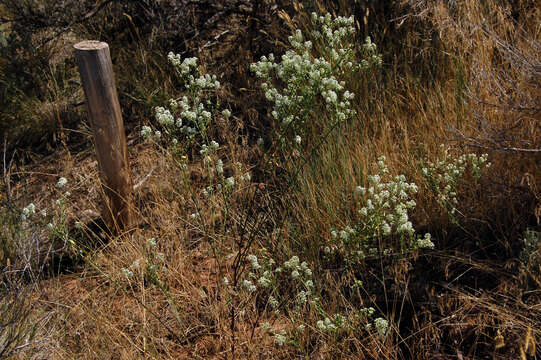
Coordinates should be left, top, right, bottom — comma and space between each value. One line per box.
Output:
140, 125, 152, 139
216, 159, 224, 174
382, 222, 391, 235
122, 268, 134, 278
295, 291, 307, 304
247, 254, 261, 270
241, 172, 251, 182
366, 199, 374, 210
274, 330, 287, 346
242, 279, 256, 292
268, 295, 279, 309
155, 107, 174, 126
257, 276, 271, 287
285, 256, 299, 269
22, 203, 36, 217
56, 177, 68, 188
398, 221, 413, 233
374, 317, 389, 336
225, 177, 235, 187
295, 135, 302, 144
222, 109, 231, 118
417, 233, 435, 249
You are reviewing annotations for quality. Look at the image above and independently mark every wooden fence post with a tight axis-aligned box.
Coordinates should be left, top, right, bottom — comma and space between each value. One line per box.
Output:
74, 40, 135, 231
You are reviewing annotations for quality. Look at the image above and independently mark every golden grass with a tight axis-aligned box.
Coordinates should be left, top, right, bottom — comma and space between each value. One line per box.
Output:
1, 0, 539, 359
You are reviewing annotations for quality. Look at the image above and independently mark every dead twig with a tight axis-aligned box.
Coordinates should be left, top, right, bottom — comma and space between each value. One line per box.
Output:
2, 137, 16, 204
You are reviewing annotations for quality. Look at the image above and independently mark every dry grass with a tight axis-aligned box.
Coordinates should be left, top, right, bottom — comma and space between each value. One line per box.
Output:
0, 0, 539, 359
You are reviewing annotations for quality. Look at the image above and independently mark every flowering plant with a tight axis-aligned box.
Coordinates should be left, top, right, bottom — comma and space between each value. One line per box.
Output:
223, 250, 316, 347
251, 13, 381, 148
328, 156, 433, 264
422, 146, 490, 218
141, 54, 231, 151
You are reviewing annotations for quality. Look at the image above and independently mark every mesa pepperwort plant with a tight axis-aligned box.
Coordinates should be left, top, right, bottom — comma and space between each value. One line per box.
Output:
251, 13, 381, 148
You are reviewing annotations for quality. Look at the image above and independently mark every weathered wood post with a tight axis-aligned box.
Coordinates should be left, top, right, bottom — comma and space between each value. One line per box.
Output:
74, 40, 135, 231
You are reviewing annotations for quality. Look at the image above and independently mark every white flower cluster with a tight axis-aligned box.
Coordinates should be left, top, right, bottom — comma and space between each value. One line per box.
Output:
56, 177, 67, 188
310, 13, 382, 68
316, 313, 347, 333
21, 203, 36, 220
121, 267, 135, 278
200, 140, 220, 155
416, 233, 435, 249
373, 317, 389, 336
359, 306, 375, 318
215, 159, 224, 174
241, 253, 315, 314
120, 239, 168, 288
360, 36, 383, 69
422, 147, 490, 215
242, 279, 257, 292
140, 125, 152, 139
328, 156, 434, 262
155, 106, 175, 126
356, 156, 419, 237
168, 55, 219, 135
225, 176, 235, 188
200, 156, 252, 198
274, 329, 288, 346
260, 324, 290, 347
314, 306, 390, 338
519, 229, 541, 267
250, 13, 381, 145
310, 13, 355, 47
19, 176, 72, 242
167, 54, 197, 77
143, 54, 227, 149
247, 254, 261, 270
140, 125, 162, 140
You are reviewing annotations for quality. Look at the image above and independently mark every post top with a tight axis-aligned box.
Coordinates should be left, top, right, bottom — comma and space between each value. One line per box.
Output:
74, 40, 109, 51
